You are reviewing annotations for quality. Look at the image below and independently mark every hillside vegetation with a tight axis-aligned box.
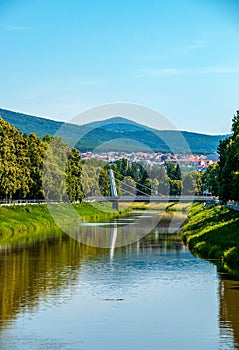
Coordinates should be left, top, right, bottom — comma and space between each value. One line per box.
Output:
0, 108, 228, 154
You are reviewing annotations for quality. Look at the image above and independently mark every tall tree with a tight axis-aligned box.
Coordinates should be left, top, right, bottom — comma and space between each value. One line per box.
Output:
182, 171, 197, 195
120, 176, 137, 196
99, 168, 110, 196
0, 118, 31, 199
218, 110, 239, 202
175, 164, 182, 180
169, 180, 182, 195
202, 163, 219, 196
66, 148, 84, 202
158, 166, 170, 195
27, 133, 48, 199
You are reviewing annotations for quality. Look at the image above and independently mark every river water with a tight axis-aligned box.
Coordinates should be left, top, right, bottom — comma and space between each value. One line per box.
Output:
0, 211, 239, 350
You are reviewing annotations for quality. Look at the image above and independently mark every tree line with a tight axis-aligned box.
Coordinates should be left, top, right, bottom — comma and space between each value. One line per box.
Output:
0, 116, 205, 201
1, 111, 238, 203
217, 111, 239, 203
83, 110, 239, 200
191, 110, 239, 203
75, 109, 239, 202
0, 117, 83, 202
82, 157, 203, 197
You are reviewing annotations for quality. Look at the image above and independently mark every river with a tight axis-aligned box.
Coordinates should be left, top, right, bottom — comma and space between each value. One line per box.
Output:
0, 211, 239, 350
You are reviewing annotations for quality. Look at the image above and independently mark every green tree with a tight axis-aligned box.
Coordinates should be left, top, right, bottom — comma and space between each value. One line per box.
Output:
65, 148, 83, 202
231, 171, 239, 200
182, 172, 197, 195
43, 137, 71, 202
143, 177, 152, 195
99, 169, 110, 196
120, 176, 137, 196
81, 162, 102, 197
158, 166, 170, 195
217, 110, 239, 202
27, 133, 48, 199
232, 110, 239, 135
202, 163, 219, 196
169, 179, 182, 195
175, 164, 182, 180
152, 178, 159, 195
166, 163, 182, 180
0, 116, 85, 203
0, 118, 31, 200
166, 163, 176, 180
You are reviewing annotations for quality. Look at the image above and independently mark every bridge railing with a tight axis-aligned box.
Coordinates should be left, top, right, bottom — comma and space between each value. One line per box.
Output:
0, 199, 59, 206
84, 195, 215, 202
226, 200, 239, 211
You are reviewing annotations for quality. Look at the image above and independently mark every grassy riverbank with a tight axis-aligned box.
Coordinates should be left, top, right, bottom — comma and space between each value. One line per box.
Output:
0, 202, 127, 241
183, 203, 239, 276
120, 201, 191, 212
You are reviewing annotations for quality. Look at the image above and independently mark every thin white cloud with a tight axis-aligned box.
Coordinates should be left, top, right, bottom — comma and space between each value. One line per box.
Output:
173, 39, 207, 55
131, 54, 168, 62
2, 24, 31, 31
199, 65, 239, 74
76, 79, 102, 86
133, 39, 207, 63
135, 64, 239, 78
136, 68, 183, 78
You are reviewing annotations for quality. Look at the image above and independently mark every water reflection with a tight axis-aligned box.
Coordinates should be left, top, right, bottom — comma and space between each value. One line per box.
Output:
63, 211, 185, 249
65, 212, 162, 248
219, 279, 239, 349
0, 234, 107, 332
109, 224, 117, 259
0, 215, 187, 334
0, 214, 238, 349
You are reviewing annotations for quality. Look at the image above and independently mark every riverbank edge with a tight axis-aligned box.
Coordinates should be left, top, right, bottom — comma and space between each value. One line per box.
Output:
0, 202, 129, 243
182, 203, 239, 277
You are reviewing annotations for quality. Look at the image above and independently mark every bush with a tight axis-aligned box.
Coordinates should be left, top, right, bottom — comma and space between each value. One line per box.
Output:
208, 245, 223, 259
223, 247, 239, 270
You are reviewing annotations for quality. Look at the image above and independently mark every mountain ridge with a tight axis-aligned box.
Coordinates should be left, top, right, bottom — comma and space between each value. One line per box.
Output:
0, 107, 229, 154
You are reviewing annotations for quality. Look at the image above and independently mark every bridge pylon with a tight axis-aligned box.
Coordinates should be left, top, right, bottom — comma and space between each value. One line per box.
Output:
108, 169, 118, 210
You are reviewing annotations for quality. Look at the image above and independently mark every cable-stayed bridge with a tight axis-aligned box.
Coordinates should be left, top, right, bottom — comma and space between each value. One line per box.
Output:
85, 170, 215, 208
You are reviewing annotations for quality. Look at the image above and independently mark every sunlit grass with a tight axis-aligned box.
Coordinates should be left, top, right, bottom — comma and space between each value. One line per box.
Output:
0, 202, 129, 239
183, 203, 239, 276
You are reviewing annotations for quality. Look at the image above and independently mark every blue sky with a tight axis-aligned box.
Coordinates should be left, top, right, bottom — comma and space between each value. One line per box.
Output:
0, 0, 239, 134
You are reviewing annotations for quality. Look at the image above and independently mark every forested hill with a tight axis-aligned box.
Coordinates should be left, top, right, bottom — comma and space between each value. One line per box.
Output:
0, 108, 228, 154
0, 108, 63, 136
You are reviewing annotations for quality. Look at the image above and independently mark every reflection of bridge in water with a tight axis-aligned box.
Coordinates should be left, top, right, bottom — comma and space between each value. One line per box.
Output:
65, 211, 187, 259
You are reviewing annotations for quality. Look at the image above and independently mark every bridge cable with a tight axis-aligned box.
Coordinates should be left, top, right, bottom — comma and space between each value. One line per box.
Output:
112, 169, 164, 197
118, 181, 150, 197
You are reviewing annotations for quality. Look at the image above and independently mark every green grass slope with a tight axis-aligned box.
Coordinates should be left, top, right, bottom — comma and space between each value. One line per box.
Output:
0, 202, 125, 238
183, 203, 239, 276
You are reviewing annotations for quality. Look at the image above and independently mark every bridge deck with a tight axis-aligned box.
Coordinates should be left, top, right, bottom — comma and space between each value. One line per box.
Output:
85, 195, 215, 203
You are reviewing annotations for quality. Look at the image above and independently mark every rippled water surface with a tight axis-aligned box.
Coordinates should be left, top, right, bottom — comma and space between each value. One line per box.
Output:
0, 212, 239, 350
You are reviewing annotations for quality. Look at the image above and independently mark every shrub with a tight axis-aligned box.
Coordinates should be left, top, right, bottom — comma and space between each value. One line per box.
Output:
223, 247, 239, 270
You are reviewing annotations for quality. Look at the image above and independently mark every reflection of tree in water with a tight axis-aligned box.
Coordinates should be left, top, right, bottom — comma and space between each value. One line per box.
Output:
67, 211, 186, 251
0, 215, 187, 333
0, 232, 108, 332
134, 221, 185, 253
219, 278, 239, 349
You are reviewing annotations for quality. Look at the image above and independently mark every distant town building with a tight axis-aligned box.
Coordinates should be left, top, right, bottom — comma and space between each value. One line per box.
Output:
81, 151, 217, 171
